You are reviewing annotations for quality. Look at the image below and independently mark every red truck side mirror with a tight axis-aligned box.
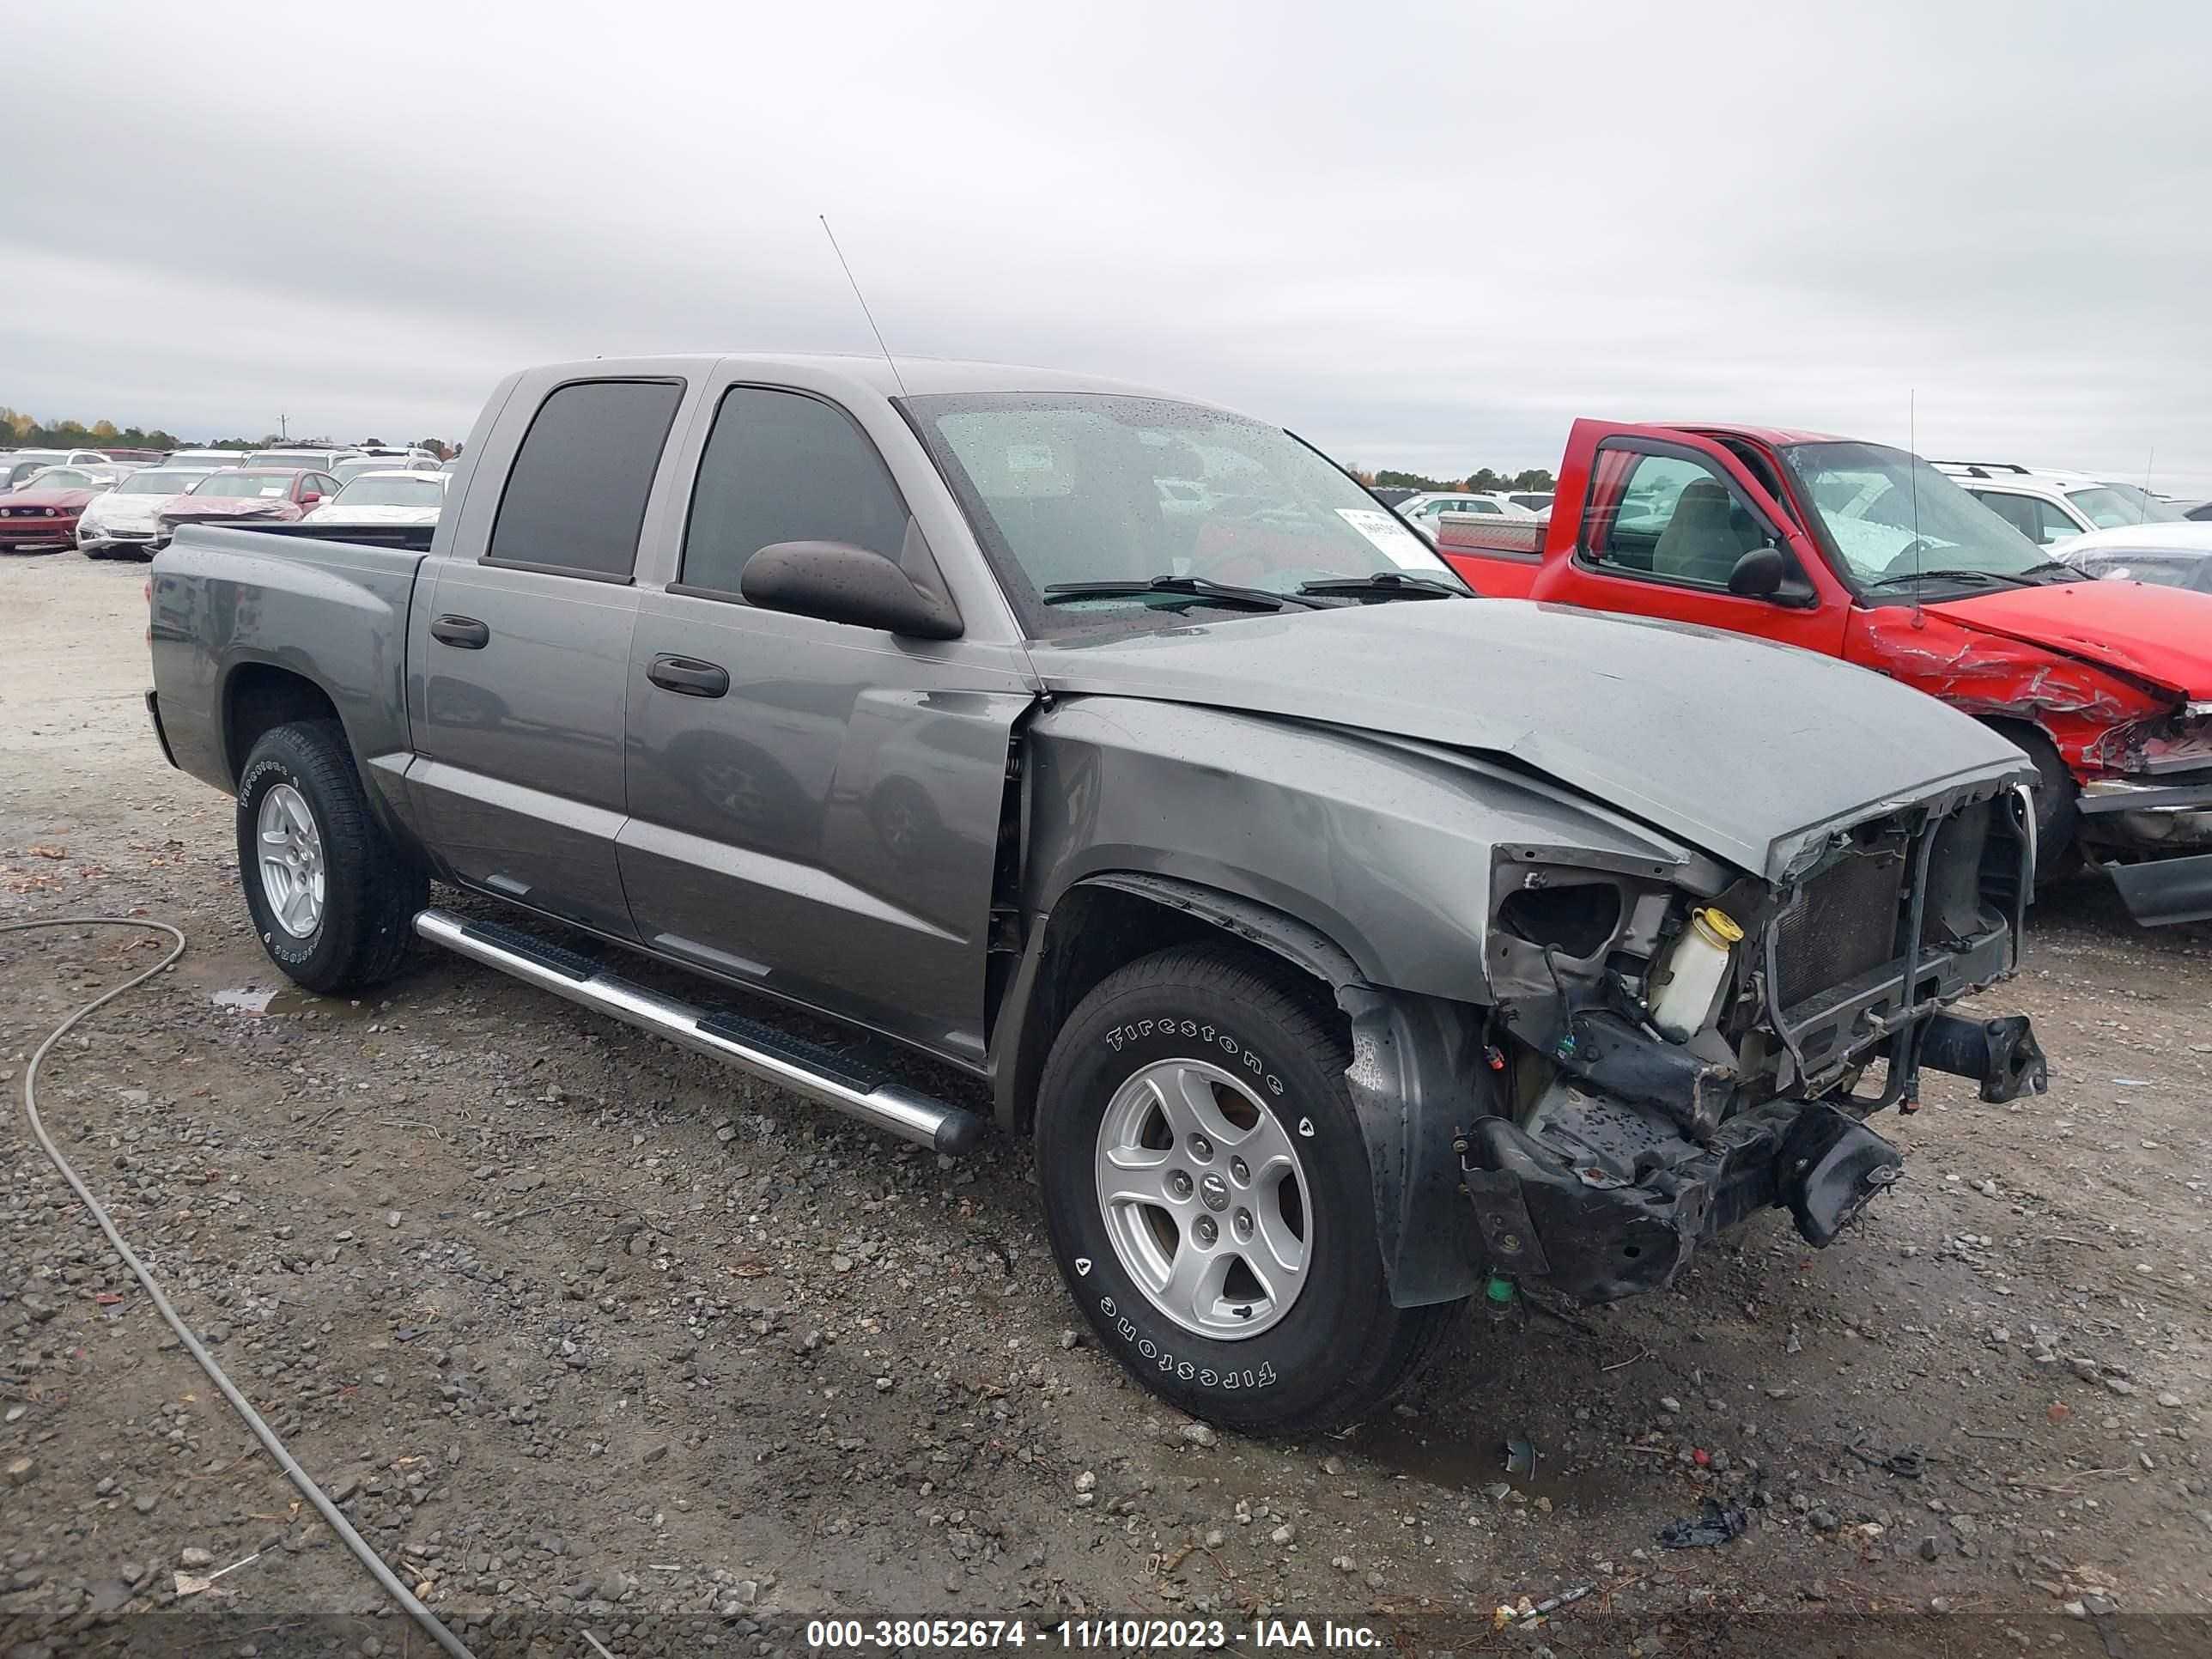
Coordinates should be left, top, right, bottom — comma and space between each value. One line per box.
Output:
1727, 544, 1788, 599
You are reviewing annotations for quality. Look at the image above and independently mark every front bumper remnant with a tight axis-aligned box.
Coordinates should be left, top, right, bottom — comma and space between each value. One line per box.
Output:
1461, 1012, 2044, 1304
1915, 1012, 2048, 1103
2104, 851, 2212, 927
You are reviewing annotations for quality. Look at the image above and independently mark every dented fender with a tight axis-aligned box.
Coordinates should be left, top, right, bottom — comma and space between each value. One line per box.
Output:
1848, 602, 2179, 773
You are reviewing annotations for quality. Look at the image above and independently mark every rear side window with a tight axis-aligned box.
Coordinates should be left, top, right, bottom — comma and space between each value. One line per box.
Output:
488, 378, 683, 580
678, 386, 910, 596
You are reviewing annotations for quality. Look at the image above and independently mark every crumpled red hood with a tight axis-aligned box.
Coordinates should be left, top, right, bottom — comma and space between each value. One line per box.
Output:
1927, 580, 2212, 699
3, 488, 98, 510
162, 497, 299, 520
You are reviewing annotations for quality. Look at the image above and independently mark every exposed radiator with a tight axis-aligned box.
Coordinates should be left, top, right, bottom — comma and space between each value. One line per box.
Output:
1773, 848, 1907, 1010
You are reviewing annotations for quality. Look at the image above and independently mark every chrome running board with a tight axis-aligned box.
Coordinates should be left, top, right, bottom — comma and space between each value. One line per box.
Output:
413, 908, 986, 1155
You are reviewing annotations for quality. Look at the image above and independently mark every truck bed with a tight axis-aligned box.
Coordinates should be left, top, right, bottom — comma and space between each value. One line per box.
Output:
179, 520, 438, 553
149, 523, 432, 800
1435, 514, 1546, 598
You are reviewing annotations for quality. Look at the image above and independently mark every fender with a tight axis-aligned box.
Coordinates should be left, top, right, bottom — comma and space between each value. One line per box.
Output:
992, 870, 1492, 1309
1338, 982, 1500, 1307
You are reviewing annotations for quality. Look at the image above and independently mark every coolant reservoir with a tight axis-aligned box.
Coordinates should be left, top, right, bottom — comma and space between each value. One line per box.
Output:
1648, 907, 1743, 1041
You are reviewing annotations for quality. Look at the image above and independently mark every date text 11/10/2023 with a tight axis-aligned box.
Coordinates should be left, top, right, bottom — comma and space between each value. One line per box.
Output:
803, 1618, 1385, 1650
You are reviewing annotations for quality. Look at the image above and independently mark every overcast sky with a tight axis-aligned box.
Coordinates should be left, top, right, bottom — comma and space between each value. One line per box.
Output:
8, 2, 2209, 485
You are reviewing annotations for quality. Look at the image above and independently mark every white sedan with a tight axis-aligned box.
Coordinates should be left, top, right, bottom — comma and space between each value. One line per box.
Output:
1395, 491, 1540, 532
301, 470, 448, 528
76, 466, 223, 559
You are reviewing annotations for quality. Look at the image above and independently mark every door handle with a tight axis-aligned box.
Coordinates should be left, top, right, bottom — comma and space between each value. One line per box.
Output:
430, 614, 489, 649
647, 654, 730, 698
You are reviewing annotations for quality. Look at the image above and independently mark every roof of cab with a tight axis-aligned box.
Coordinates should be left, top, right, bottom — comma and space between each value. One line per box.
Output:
526, 351, 1205, 405
1669, 422, 1853, 448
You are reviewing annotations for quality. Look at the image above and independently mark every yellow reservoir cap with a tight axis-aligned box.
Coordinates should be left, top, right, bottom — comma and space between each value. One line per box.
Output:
1692, 908, 1744, 947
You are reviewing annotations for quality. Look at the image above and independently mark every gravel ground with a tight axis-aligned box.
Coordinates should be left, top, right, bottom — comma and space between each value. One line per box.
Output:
3, 553, 2209, 1658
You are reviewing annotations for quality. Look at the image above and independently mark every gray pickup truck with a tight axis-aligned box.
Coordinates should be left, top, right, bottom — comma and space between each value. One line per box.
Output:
147, 354, 2048, 1431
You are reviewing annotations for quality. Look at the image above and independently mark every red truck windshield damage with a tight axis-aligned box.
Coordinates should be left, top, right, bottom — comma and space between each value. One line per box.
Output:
1437, 418, 2212, 925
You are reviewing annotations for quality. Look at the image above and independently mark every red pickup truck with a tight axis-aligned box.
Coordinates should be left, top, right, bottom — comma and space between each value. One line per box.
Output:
1437, 420, 2212, 926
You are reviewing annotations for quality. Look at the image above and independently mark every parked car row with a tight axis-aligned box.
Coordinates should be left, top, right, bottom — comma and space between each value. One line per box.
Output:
1, 443, 448, 560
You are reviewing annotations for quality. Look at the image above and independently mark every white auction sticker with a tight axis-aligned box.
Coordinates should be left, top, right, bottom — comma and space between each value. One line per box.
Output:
1335, 507, 1437, 568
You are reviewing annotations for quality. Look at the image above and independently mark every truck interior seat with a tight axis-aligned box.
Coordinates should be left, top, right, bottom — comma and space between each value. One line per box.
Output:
1653, 478, 1753, 586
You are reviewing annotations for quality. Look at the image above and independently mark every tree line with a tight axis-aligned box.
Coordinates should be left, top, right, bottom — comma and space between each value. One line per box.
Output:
3, 405, 453, 458
1358, 465, 1557, 493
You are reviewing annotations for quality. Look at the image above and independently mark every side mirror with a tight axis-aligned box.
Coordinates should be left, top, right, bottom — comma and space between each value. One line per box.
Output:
1727, 544, 1788, 599
739, 540, 963, 640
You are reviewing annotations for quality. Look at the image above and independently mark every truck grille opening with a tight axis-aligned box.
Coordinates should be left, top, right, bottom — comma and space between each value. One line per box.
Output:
1773, 848, 1905, 1010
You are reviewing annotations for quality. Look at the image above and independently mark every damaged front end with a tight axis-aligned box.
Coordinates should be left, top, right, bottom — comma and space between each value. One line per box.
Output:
1450, 781, 2048, 1304
2081, 706, 2212, 926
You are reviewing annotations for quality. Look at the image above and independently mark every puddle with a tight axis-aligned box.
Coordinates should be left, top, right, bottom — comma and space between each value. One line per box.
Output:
210, 984, 367, 1018
1342, 1417, 1631, 1510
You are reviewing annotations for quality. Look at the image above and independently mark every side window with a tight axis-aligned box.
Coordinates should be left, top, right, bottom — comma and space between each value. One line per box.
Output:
1583, 449, 1763, 587
487, 378, 683, 580
1969, 489, 2037, 539
2027, 497, 2081, 544
678, 386, 911, 597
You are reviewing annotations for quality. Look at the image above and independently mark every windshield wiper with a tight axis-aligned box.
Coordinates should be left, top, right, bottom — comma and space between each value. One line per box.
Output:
1865, 567, 2036, 591
1042, 575, 1325, 611
2017, 559, 2090, 583
1294, 572, 1464, 601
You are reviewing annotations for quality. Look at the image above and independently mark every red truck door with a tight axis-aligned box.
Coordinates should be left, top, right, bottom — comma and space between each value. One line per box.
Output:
1527, 420, 1850, 655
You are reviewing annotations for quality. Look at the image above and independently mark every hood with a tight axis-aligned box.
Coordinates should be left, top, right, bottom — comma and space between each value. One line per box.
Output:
1024, 599, 2031, 880
163, 496, 299, 521
0, 488, 97, 512
82, 492, 181, 530
1927, 580, 2212, 698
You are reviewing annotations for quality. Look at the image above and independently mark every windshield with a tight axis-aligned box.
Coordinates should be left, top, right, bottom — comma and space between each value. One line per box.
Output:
905, 392, 1459, 633
2069, 483, 2183, 528
246, 452, 331, 469
1784, 441, 2050, 585
191, 471, 293, 498
116, 470, 202, 495
332, 475, 443, 507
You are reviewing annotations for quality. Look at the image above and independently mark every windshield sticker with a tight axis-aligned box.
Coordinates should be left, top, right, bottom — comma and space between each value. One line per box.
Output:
1006, 443, 1055, 473
1336, 507, 1435, 568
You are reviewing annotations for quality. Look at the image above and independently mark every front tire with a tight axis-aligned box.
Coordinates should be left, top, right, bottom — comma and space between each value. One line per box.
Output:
1035, 945, 1460, 1435
235, 720, 425, 994
1995, 724, 2081, 886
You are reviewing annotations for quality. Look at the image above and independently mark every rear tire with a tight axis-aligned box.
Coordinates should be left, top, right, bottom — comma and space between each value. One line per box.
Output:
235, 720, 425, 994
1035, 944, 1461, 1435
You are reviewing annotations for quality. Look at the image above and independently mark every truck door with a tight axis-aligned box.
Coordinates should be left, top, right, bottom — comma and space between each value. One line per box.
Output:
618, 381, 1034, 1065
408, 376, 688, 939
1531, 421, 1850, 654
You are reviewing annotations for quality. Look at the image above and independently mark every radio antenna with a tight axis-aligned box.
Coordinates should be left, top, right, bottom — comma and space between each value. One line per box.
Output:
2140, 444, 2155, 523
819, 216, 908, 397
1907, 388, 1923, 627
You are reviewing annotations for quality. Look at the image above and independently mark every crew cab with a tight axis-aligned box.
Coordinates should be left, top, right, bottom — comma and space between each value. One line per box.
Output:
1437, 421, 2212, 927
148, 358, 2045, 1431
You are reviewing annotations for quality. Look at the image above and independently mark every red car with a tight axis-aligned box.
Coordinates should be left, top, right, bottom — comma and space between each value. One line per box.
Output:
153, 468, 337, 547
1437, 418, 2212, 926
0, 466, 117, 552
